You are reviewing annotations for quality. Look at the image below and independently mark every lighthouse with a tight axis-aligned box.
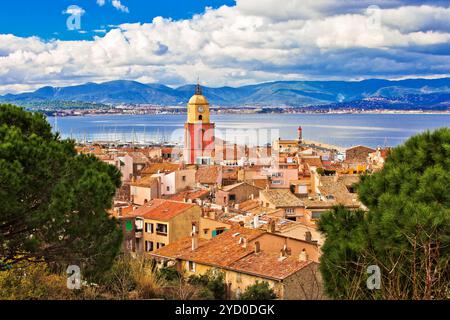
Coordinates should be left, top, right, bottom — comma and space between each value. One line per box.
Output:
297, 126, 303, 145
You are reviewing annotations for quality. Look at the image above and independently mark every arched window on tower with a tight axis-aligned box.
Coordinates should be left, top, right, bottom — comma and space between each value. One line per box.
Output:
198, 115, 203, 121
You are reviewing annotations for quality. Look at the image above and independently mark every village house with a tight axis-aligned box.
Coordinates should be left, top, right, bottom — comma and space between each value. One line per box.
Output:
259, 189, 305, 221
221, 166, 240, 186
262, 164, 299, 189
130, 175, 160, 205
122, 199, 202, 254
368, 147, 391, 171
150, 225, 323, 299
156, 168, 197, 196
315, 174, 361, 206
139, 163, 197, 196
196, 165, 222, 190
121, 152, 149, 181
215, 182, 262, 207
273, 139, 301, 154
198, 216, 232, 239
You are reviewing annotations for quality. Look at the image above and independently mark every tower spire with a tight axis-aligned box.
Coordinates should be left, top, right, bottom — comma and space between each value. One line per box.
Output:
195, 77, 202, 95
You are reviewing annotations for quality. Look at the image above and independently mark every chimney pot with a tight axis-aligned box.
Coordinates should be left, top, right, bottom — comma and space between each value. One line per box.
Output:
254, 241, 261, 253
299, 249, 308, 262
191, 223, 199, 251
253, 215, 260, 229
305, 231, 312, 242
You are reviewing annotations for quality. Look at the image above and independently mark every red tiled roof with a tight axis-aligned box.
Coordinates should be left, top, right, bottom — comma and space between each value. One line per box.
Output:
151, 237, 209, 259
228, 252, 313, 280
152, 226, 263, 267
196, 165, 221, 184
141, 163, 180, 175
130, 175, 159, 187
301, 157, 323, 168
126, 199, 196, 221
168, 189, 210, 201
179, 226, 263, 267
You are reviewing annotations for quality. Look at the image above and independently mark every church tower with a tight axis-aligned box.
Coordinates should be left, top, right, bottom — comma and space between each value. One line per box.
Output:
184, 84, 215, 165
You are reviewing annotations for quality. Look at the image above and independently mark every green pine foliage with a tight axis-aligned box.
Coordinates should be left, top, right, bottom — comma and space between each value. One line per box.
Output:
319, 128, 450, 299
0, 104, 123, 279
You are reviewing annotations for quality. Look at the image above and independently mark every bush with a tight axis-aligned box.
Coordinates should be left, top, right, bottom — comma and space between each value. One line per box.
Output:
158, 267, 182, 283
240, 281, 277, 300
188, 270, 226, 300
101, 254, 163, 300
0, 262, 74, 300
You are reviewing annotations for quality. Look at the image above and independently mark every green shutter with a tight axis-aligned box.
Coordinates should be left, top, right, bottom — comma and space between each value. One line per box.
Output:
126, 220, 133, 232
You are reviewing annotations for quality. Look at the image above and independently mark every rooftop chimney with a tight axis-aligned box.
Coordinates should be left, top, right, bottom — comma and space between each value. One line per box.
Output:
299, 248, 308, 262
253, 215, 260, 229
279, 246, 288, 259
239, 237, 247, 248
267, 219, 276, 233
191, 223, 199, 251
305, 231, 312, 242
254, 241, 261, 254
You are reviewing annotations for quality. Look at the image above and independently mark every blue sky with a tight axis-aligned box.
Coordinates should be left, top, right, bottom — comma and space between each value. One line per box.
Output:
0, 0, 449, 94
0, 0, 234, 40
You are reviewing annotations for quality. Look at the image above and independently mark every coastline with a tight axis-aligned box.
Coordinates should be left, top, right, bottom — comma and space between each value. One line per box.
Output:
43, 109, 450, 117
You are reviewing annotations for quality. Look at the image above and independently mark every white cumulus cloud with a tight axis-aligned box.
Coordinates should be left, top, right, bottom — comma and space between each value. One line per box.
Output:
0, 1, 450, 94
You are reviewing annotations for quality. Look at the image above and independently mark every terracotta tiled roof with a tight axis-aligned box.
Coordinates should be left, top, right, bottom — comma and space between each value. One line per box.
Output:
228, 252, 313, 280
251, 178, 268, 189
196, 165, 221, 185
221, 181, 260, 192
162, 148, 173, 154
151, 237, 209, 259
346, 145, 376, 163
128, 152, 149, 164
261, 189, 304, 208
179, 226, 263, 267
222, 167, 239, 180
141, 163, 180, 175
301, 156, 323, 168
317, 175, 360, 206
130, 175, 159, 187
167, 189, 210, 201
238, 199, 260, 211
151, 225, 314, 281
126, 199, 196, 221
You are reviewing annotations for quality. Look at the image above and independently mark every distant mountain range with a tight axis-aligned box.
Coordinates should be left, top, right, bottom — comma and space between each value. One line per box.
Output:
1, 78, 450, 110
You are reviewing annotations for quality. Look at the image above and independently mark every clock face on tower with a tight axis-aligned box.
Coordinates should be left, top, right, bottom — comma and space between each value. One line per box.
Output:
197, 106, 204, 113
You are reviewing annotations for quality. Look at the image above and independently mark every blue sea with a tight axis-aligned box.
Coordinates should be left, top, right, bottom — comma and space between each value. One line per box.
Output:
47, 113, 450, 148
